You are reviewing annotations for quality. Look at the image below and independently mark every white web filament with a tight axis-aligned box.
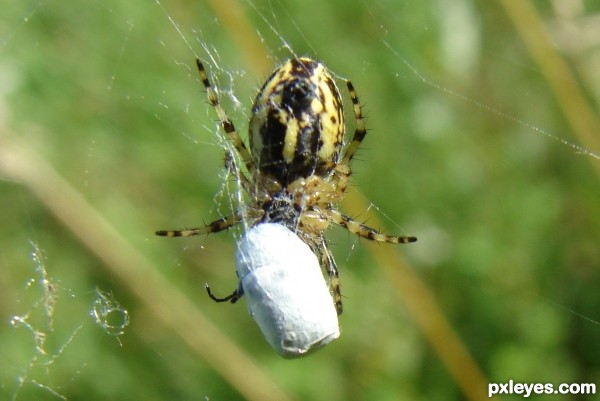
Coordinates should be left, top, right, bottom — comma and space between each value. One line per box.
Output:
91, 289, 130, 338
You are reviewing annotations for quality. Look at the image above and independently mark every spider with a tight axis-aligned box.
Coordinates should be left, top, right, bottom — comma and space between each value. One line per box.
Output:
157, 57, 416, 315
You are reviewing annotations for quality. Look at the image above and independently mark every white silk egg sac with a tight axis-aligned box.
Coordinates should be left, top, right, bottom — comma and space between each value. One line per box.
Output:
235, 223, 340, 358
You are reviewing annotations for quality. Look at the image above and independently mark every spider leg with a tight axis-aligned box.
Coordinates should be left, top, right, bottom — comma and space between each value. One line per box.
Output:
331, 79, 364, 195
224, 149, 252, 194
341, 80, 367, 166
205, 282, 243, 303
313, 237, 343, 315
329, 209, 417, 244
196, 58, 255, 173
332, 163, 351, 197
156, 211, 242, 237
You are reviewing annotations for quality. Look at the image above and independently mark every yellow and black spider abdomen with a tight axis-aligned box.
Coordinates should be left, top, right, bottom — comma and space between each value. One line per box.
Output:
249, 57, 345, 184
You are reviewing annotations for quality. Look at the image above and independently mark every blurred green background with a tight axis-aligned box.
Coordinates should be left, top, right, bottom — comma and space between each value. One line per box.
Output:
1, 0, 599, 400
